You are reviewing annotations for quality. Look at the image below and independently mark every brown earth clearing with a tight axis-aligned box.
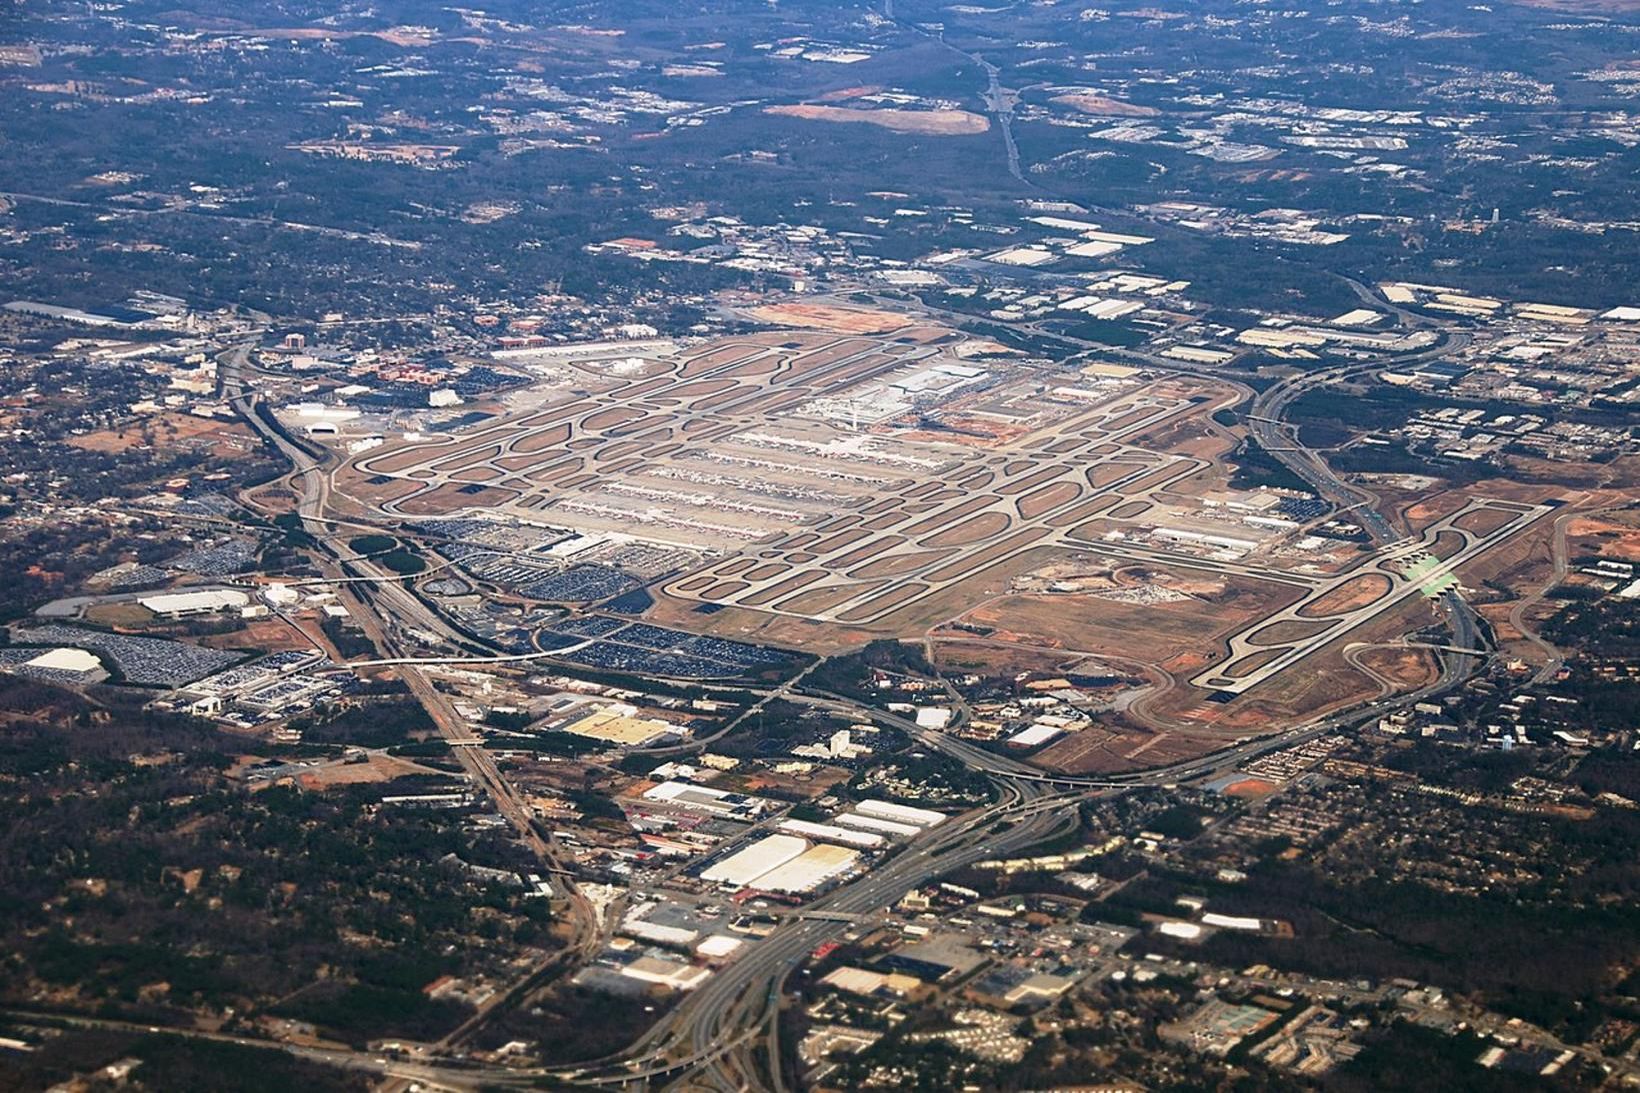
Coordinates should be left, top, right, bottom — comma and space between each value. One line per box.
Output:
1050, 93, 1160, 117
764, 104, 990, 135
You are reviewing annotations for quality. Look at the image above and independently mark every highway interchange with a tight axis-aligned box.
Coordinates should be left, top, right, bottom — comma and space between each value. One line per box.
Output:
2, 658, 1483, 1093
322, 319, 1539, 721
149, 299, 1553, 1091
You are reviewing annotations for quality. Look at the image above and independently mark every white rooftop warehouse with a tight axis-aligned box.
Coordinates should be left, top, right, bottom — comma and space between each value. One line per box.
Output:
700, 834, 806, 888
750, 844, 860, 894
139, 589, 251, 617
853, 799, 946, 827
24, 648, 103, 677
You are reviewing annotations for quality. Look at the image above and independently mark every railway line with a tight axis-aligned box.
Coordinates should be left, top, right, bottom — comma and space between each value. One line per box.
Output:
194, 286, 1539, 1091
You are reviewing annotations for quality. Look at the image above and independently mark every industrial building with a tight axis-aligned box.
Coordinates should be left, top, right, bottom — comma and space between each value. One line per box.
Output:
138, 589, 251, 617
642, 780, 771, 821
835, 812, 922, 838
559, 704, 684, 748
618, 955, 711, 992
820, 966, 922, 998
695, 935, 743, 962
852, 799, 946, 827
1006, 722, 1064, 748
698, 834, 861, 894
701, 834, 807, 888
776, 818, 885, 849
8, 647, 108, 685
749, 843, 860, 894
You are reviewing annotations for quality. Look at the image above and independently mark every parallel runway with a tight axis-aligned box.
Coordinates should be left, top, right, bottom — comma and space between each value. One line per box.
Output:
343, 330, 1554, 703
1191, 497, 1556, 694
344, 331, 1232, 627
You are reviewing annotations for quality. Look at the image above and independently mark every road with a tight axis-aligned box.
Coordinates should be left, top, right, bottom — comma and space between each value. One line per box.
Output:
0, 622, 1500, 1093
545, 645, 1498, 1092
1225, 317, 1498, 699
0, 188, 421, 249
600, 777, 1089, 1091
1245, 331, 1470, 545
882, 3, 1029, 186
1508, 502, 1577, 683
222, 340, 606, 1049
196, 290, 1523, 1091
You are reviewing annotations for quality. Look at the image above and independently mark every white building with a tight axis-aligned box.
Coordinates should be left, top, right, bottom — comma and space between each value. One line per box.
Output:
701, 834, 807, 888
20, 647, 105, 682
853, 799, 946, 828
139, 589, 251, 617
777, 819, 885, 849
750, 844, 860, 894
618, 956, 711, 991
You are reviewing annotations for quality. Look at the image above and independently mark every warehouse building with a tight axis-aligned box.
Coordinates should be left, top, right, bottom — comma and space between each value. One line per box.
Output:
641, 780, 770, 821
559, 704, 685, 748
776, 818, 885, 849
853, 799, 946, 828
701, 834, 807, 888
138, 589, 251, 617
835, 812, 923, 839
821, 966, 922, 998
618, 955, 711, 992
10, 647, 108, 685
749, 844, 860, 894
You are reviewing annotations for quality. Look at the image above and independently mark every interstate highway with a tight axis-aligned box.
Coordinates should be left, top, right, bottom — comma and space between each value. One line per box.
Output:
196, 302, 1512, 1089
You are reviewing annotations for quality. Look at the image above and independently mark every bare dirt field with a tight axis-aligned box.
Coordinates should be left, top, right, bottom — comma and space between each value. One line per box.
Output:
1398, 491, 1474, 534
764, 103, 990, 135
1033, 721, 1225, 776
1479, 602, 1526, 644
1219, 595, 1439, 728
396, 482, 519, 515
815, 85, 879, 102
83, 603, 161, 628
1221, 778, 1280, 799
1353, 645, 1440, 691
200, 618, 323, 655
69, 412, 256, 457
296, 753, 447, 791
1296, 573, 1392, 617
1049, 93, 1160, 117
928, 638, 1082, 678
1567, 511, 1640, 562
734, 766, 851, 799
959, 572, 1295, 664
244, 483, 299, 515
742, 302, 915, 333
1453, 504, 1522, 537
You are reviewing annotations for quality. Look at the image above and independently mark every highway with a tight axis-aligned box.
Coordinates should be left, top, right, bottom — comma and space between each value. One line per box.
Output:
196, 295, 1521, 1091
882, 3, 1029, 188
221, 340, 607, 1030
1507, 501, 1580, 684
0, 631, 1497, 1093
583, 776, 1090, 1091
1192, 497, 1552, 695
1244, 331, 1470, 546
534, 649, 1496, 1092
1224, 328, 1504, 706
